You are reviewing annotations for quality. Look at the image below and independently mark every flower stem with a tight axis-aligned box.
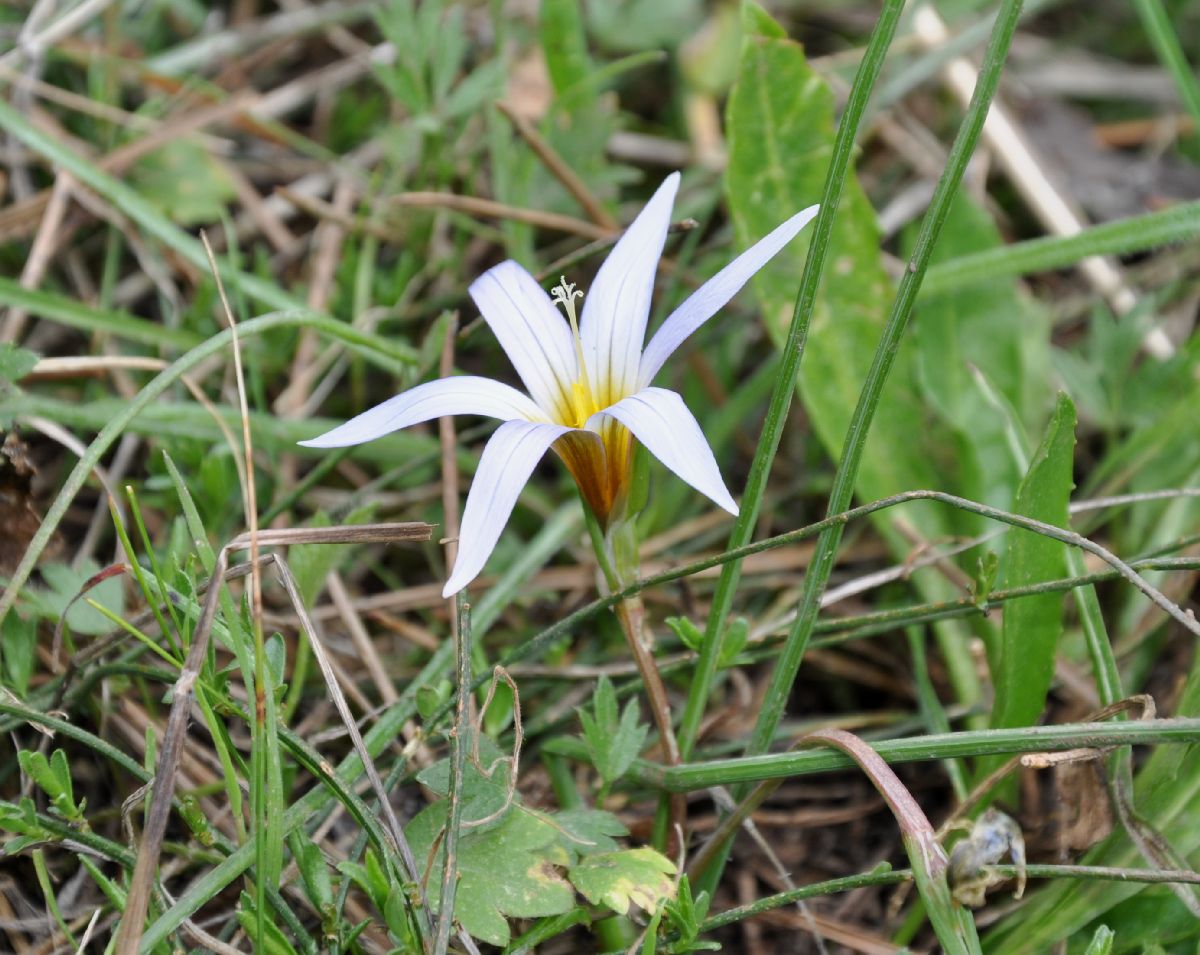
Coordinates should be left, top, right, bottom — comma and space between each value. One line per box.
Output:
582, 501, 686, 848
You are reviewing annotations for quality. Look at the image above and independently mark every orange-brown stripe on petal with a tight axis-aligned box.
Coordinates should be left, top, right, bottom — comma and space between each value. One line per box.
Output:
551, 420, 635, 525
553, 430, 612, 521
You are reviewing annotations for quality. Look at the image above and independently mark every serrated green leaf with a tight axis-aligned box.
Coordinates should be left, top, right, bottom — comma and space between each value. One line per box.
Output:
416, 734, 514, 828
569, 847, 676, 916
983, 393, 1076, 778
553, 809, 627, 858
407, 804, 575, 946
663, 875, 718, 952
580, 676, 649, 785
594, 674, 618, 729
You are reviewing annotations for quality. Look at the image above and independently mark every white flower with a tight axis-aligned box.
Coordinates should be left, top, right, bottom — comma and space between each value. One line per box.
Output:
300, 173, 818, 596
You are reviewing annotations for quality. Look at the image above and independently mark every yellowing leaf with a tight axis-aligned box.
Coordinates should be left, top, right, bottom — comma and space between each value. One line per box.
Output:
569, 847, 676, 916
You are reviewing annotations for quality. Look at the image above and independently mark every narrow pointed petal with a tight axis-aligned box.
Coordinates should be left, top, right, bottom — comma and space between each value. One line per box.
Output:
469, 260, 580, 419
443, 419, 573, 596
639, 204, 820, 387
588, 387, 738, 516
298, 376, 544, 448
580, 172, 680, 405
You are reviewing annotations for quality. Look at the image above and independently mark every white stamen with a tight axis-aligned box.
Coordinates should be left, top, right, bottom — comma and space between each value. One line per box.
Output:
551, 276, 595, 423
550, 276, 584, 330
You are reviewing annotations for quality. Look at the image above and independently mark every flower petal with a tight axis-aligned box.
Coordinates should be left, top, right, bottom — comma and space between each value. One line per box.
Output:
580, 172, 680, 405
588, 387, 737, 516
639, 204, 820, 387
469, 260, 579, 419
298, 376, 545, 448
443, 419, 573, 596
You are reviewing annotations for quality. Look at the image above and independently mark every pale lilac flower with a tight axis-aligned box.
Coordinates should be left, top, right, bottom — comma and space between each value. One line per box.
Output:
301, 173, 818, 596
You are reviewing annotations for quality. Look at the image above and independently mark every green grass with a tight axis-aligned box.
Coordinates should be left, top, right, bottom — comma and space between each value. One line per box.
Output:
1, 0, 1199, 952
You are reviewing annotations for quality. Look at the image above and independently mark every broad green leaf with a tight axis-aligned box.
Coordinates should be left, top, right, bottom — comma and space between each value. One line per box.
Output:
725, 5, 946, 538
554, 809, 627, 857
1, 612, 37, 695
539, 0, 595, 96
982, 393, 1075, 778
406, 804, 575, 946
287, 506, 376, 606
568, 847, 676, 916
416, 733, 514, 828
726, 3, 986, 708
914, 193, 1051, 515
0, 343, 38, 386
29, 559, 125, 637
586, 0, 704, 53
288, 829, 334, 914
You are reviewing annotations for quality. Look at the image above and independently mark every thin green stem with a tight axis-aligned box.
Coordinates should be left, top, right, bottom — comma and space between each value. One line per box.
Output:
745, 0, 1027, 764
1130, 0, 1200, 132
700, 867, 909, 931
922, 199, 1200, 294
698, 862, 1200, 933
642, 718, 1200, 791
477, 489, 1197, 707
435, 598, 471, 955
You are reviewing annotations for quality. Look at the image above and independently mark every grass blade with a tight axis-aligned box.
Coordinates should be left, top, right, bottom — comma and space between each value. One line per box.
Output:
745, 0, 1029, 763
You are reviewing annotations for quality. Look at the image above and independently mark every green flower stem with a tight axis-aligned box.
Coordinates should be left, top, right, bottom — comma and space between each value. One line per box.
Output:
744, 0, 1028, 763
675, 0, 908, 763
434, 597, 472, 955
697, 862, 1200, 935
582, 503, 686, 848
